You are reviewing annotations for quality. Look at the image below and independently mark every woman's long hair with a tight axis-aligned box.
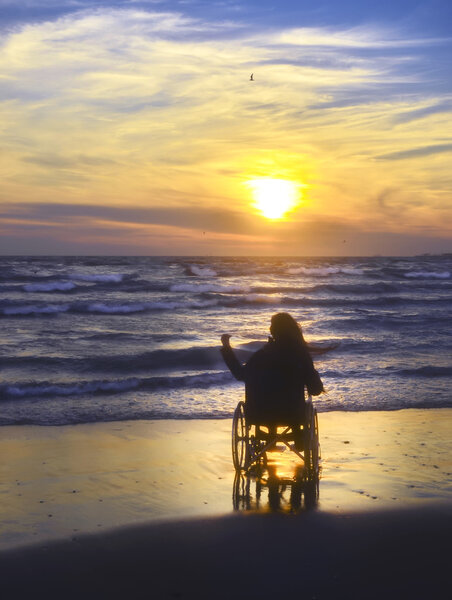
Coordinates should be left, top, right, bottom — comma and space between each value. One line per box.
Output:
270, 313, 307, 347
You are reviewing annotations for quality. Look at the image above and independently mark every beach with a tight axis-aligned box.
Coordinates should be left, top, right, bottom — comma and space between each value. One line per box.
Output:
1, 409, 451, 598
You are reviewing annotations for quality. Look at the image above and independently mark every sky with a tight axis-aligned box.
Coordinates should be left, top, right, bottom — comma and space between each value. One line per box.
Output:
1, 0, 451, 256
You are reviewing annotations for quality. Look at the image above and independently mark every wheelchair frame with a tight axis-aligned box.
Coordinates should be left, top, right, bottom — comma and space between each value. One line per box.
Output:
231, 395, 321, 481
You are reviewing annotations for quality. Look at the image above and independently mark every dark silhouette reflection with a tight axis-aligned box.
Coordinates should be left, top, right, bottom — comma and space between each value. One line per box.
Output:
233, 465, 319, 514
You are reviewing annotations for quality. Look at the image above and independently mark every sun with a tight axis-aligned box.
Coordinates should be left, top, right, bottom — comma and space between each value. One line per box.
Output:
245, 178, 301, 219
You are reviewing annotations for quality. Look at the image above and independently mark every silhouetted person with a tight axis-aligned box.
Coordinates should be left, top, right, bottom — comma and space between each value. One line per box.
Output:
221, 313, 326, 446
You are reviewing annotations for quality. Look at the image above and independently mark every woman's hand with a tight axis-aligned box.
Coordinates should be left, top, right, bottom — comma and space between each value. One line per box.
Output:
221, 334, 231, 348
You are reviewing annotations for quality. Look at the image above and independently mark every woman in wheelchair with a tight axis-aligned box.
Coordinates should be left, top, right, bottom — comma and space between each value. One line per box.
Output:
221, 312, 325, 457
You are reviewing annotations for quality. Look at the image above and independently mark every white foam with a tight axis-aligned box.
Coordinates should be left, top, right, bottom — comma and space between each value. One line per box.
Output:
287, 266, 364, 276
87, 302, 163, 314
244, 294, 276, 303
404, 271, 450, 279
70, 273, 124, 283
23, 281, 76, 292
189, 265, 218, 277
3, 304, 70, 315
86, 299, 218, 314
6, 379, 140, 398
188, 299, 219, 308
340, 267, 365, 275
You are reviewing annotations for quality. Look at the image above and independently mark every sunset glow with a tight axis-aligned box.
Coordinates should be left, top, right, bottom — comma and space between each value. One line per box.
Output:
246, 179, 302, 219
0, 1, 451, 255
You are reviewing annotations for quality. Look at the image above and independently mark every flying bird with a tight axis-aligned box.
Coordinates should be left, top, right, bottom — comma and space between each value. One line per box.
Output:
250, 73, 254, 81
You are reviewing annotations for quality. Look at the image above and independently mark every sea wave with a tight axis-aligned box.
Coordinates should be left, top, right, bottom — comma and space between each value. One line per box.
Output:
2, 378, 141, 399
218, 294, 450, 309
398, 366, 452, 377
187, 265, 218, 277
2, 292, 450, 317
287, 266, 364, 276
2, 303, 71, 315
0, 299, 220, 316
69, 272, 126, 283
108, 345, 233, 371
170, 283, 250, 293
0, 345, 236, 373
0, 371, 231, 400
403, 271, 450, 279
23, 281, 77, 292
4, 360, 449, 404
12, 277, 449, 300
85, 299, 219, 314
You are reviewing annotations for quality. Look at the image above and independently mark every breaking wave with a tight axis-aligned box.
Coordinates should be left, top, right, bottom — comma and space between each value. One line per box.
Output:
0, 299, 219, 316
0, 345, 246, 374
0, 371, 231, 401
186, 265, 218, 277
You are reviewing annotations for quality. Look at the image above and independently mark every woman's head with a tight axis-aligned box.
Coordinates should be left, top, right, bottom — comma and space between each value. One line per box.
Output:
270, 312, 306, 345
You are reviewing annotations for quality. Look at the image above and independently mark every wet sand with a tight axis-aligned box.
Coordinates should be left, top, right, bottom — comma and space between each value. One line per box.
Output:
1, 409, 451, 598
1, 507, 451, 599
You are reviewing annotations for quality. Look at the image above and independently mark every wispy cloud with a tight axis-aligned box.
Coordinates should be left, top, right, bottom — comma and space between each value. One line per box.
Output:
389, 99, 452, 125
377, 143, 452, 160
275, 25, 449, 49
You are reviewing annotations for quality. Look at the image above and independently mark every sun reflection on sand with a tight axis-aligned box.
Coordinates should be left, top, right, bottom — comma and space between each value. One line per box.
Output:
233, 459, 319, 514
0, 410, 450, 549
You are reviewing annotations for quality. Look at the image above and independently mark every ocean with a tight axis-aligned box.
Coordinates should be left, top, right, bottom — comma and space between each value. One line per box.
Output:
1, 255, 451, 426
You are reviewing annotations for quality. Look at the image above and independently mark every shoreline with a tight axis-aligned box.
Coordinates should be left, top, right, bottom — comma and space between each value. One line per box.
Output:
1, 408, 451, 552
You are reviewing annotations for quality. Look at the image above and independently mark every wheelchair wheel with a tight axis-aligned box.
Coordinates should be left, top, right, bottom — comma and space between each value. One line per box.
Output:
305, 404, 321, 480
232, 401, 250, 471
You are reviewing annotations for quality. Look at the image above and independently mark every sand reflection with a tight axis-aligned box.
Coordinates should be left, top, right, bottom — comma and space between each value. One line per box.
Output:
233, 462, 319, 514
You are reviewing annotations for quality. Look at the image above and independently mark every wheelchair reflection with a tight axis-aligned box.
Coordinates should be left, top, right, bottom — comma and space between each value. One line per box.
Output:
233, 465, 319, 514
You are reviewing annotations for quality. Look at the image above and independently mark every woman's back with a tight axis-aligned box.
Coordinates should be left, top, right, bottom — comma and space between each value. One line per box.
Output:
241, 338, 313, 424
221, 313, 324, 425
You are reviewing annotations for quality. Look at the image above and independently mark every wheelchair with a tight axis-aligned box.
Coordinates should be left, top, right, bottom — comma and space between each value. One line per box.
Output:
231, 395, 321, 482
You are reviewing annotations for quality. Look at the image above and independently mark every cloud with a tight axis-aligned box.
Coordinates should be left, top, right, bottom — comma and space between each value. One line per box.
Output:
0, 201, 263, 235
23, 154, 117, 167
376, 143, 452, 161
275, 25, 447, 49
390, 99, 452, 126
2, 201, 451, 256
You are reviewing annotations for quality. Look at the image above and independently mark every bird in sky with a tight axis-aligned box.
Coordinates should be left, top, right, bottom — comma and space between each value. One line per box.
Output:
250, 73, 254, 81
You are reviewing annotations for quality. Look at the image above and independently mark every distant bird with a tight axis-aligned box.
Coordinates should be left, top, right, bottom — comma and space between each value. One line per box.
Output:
250, 73, 254, 81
